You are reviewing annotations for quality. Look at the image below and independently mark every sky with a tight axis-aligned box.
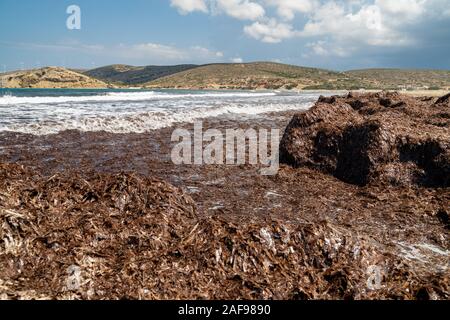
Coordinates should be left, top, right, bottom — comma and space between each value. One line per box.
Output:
1, 0, 450, 71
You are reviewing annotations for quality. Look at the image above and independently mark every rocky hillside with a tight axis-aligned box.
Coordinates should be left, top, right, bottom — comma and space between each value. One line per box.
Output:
2, 63, 450, 90
145, 62, 344, 90
342, 69, 450, 91
145, 63, 450, 90
84, 64, 198, 86
1, 67, 109, 89
301, 69, 450, 90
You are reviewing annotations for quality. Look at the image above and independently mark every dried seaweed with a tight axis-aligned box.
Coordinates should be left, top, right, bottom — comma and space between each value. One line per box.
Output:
280, 92, 450, 187
0, 163, 448, 300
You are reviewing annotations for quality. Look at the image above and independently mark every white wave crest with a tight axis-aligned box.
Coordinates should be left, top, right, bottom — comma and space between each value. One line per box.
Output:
1, 102, 313, 135
0, 91, 277, 105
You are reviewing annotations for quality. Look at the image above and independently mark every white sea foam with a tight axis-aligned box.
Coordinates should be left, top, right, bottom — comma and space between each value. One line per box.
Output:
0, 90, 330, 135
0, 91, 276, 106
1, 102, 313, 135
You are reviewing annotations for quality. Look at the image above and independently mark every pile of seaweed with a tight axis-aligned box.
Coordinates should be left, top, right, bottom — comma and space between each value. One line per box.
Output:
280, 92, 450, 187
1, 163, 447, 300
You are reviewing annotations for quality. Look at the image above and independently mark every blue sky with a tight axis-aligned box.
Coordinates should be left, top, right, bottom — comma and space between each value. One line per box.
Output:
1, 0, 450, 71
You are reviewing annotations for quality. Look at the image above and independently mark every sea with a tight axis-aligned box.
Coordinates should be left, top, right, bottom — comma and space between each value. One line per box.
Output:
0, 88, 337, 135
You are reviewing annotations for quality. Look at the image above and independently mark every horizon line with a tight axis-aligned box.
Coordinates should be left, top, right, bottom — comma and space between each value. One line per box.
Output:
2, 62, 450, 74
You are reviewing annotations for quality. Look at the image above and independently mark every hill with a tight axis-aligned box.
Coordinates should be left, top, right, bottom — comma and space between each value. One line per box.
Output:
144, 62, 346, 90
342, 69, 450, 90
1, 67, 109, 89
84, 64, 198, 86
145, 63, 450, 90
2, 63, 449, 91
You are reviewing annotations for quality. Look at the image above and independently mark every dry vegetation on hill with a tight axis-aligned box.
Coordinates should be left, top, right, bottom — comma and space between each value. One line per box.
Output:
1, 67, 109, 89
84, 64, 198, 86
2, 63, 450, 91
145, 62, 344, 90
144, 64, 450, 91
343, 69, 450, 91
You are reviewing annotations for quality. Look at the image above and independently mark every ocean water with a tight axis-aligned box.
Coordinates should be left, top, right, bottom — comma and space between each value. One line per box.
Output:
0, 88, 335, 135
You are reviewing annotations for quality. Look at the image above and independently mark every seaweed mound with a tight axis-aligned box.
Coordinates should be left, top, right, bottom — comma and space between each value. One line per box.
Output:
0, 165, 197, 299
435, 93, 450, 106
280, 92, 450, 187
1, 163, 448, 300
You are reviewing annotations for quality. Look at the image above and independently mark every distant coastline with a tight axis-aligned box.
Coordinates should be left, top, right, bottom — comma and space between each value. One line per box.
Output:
1, 62, 449, 93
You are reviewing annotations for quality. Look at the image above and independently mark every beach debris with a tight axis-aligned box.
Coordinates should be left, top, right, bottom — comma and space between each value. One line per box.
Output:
435, 93, 450, 106
280, 92, 450, 187
0, 163, 448, 300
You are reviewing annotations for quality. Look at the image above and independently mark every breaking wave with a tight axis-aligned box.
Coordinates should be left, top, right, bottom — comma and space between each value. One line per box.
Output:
0, 91, 277, 106
0, 89, 331, 135
0, 102, 313, 135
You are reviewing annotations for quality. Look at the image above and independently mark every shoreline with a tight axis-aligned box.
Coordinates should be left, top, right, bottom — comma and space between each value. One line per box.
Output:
0, 107, 447, 227
2, 86, 448, 98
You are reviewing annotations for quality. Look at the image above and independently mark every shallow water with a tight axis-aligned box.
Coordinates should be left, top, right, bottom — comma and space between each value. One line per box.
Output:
0, 89, 336, 135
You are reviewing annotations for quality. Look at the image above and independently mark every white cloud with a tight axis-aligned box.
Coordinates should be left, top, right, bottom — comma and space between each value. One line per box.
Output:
265, 0, 318, 20
306, 41, 351, 57
128, 43, 188, 61
169, 0, 450, 59
307, 41, 328, 56
171, 0, 265, 20
244, 19, 296, 43
300, 2, 417, 48
191, 45, 224, 58
170, 0, 208, 14
123, 43, 224, 63
298, 1, 438, 58
215, 0, 265, 20
375, 0, 425, 17
9, 40, 224, 65
231, 57, 244, 63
